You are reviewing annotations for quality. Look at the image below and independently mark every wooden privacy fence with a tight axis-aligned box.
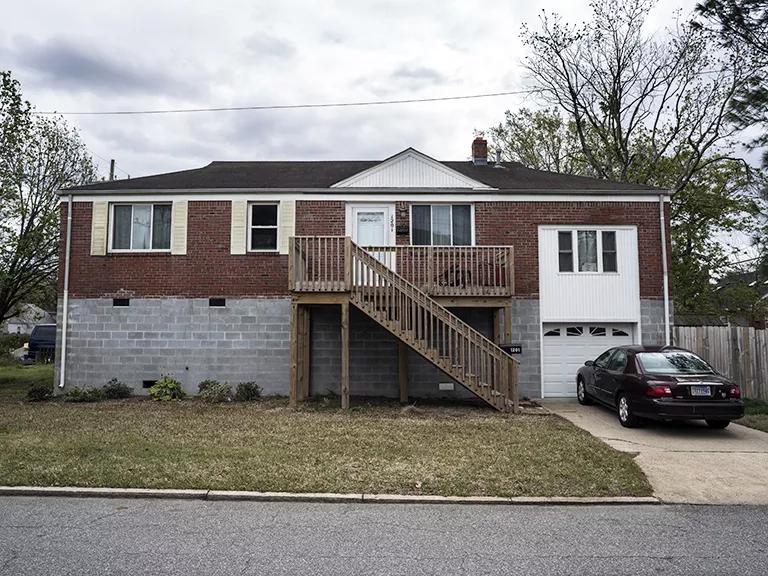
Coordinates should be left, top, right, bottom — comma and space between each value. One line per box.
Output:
672, 326, 768, 401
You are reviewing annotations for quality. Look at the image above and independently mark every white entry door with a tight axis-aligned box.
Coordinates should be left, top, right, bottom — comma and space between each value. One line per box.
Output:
542, 323, 635, 397
348, 204, 396, 269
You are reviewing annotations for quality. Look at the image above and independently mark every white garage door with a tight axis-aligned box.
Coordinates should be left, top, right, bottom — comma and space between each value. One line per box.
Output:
542, 323, 635, 397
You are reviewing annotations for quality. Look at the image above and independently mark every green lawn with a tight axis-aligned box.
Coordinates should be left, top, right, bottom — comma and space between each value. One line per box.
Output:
738, 399, 768, 433
0, 364, 651, 497
0, 363, 54, 400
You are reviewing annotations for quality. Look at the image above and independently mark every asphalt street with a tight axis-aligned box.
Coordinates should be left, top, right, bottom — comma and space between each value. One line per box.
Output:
1, 497, 766, 575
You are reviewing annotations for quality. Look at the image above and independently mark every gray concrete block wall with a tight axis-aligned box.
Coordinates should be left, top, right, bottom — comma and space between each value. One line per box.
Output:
309, 305, 541, 401
640, 298, 673, 345
508, 299, 542, 400
55, 298, 291, 395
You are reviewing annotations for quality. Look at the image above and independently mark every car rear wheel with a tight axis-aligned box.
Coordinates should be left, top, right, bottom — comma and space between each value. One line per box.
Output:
576, 377, 593, 405
617, 394, 641, 428
705, 419, 730, 429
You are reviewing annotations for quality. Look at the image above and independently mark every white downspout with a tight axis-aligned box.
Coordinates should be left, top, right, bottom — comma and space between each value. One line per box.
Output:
659, 194, 671, 346
58, 194, 73, 389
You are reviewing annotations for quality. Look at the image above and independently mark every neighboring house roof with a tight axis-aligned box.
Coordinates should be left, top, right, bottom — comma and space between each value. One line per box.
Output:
62, 148, 663, 194
2, 304, 54, 330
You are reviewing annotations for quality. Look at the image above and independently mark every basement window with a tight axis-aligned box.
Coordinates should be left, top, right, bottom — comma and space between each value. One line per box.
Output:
113, 298, 130, 307
110, 203, 171, 252
209, 298, 226, 307
142, 379, 157, 389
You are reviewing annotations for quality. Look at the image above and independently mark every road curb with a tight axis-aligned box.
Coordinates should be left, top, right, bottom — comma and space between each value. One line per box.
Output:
0, 486, 660, 505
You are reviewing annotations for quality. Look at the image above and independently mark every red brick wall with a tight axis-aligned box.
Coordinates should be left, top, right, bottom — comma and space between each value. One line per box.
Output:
296, 200, 345, 235
62, 201, 290, 298
59, 199, 670, 300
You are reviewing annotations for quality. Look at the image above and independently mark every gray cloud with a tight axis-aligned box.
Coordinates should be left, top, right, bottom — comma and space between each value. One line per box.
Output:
390, 65, 448, 89
243, 33, 296, 61
2, 36, 201, 97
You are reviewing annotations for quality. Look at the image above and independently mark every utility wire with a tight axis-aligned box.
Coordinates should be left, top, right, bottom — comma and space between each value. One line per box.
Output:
88, 149, 131, 178
34, 89, 535, 116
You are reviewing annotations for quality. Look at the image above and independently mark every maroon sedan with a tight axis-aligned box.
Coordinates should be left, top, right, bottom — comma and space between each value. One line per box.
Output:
576, 345, 744, 428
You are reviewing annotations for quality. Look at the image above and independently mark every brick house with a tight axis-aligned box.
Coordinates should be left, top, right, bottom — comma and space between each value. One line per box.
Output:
54, 138, 672, 410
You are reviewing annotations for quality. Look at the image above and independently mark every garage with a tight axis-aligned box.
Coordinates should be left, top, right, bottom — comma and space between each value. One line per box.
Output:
542, 323, 635, 397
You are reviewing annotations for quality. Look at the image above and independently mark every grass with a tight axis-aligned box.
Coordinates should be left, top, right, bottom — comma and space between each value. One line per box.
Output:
738, 399, 768, 433
0, 363, 54, 400
0, 364, 651, 497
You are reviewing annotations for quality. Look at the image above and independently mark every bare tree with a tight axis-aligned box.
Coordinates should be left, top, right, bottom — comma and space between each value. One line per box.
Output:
0, 71, 97, 323
521, 0, 752, 193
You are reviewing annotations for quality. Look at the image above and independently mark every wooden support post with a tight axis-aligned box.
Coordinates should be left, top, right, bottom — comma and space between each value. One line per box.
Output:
289, 302, 299, 409
341, 299, 350, 410
503, 305, 513, 343
398, 341, 409, 403
510, 360, 519, 414
492, 308, 501, 344
301, 306, 311, 400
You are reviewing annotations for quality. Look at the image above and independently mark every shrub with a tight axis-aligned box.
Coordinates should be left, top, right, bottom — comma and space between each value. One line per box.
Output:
103, 378, 132, 399
235, 381, 262, 401
27, 383, 53, 402
65, 387, 106, 403
0, 333, 28, 353
148, 376, 186, 401
198, 380, 232, 403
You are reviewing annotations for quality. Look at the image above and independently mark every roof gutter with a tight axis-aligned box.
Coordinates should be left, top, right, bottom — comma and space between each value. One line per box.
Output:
58, 194, 73, 389
58, 187, 672, 196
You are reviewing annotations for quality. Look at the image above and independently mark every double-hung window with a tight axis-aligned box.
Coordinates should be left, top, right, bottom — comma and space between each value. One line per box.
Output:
411, 204, 472, 246
111, 203, 171, 251
249, 203, 279, 251
557, 230, 618, 273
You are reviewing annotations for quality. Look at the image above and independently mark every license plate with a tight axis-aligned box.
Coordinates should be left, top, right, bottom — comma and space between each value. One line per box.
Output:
690, 385, 711, 397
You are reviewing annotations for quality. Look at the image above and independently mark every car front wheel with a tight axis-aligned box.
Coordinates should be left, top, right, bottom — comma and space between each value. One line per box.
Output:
617, 394, 641, 428
576, 377, 592, 405
705, 419, 730, 429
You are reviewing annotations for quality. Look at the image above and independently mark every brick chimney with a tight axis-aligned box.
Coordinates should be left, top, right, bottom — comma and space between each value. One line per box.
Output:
471, 137, 488, 165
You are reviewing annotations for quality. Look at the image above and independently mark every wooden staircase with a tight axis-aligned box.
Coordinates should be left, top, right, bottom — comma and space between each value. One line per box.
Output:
289, 237, 519, 412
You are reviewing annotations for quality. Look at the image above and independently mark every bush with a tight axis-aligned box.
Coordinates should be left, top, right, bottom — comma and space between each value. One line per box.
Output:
0, 333, 28, 353
65, 387, 106, 403
198, 380, 232, 403
148, 376, 186, 401
235, 381, 262, 402
103, 378, 132, 399
27, 383, 53, 402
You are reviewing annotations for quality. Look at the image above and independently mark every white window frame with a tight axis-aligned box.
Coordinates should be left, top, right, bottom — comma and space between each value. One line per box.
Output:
409, 203, 475, 246
108, 202, 172, 253
247, 202, 280, 253
556, 229, 619, 274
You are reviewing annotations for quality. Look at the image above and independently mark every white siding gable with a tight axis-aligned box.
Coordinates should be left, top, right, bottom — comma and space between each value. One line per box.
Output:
538, 225, 641, 323
331, 148, 493, 189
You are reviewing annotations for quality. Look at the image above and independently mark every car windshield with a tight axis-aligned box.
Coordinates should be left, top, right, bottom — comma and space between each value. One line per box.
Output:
636, 351, 715, 375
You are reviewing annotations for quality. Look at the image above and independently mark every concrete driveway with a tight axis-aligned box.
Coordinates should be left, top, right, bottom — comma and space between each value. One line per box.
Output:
544, 400, 768, 505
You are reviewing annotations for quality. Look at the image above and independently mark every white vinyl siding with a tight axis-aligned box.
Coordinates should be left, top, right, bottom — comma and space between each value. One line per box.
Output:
539, 226, 641, 323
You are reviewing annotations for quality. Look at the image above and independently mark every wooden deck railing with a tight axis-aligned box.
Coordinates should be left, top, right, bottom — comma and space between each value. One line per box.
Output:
290, 237, 514, 297
364, 245, 514, 297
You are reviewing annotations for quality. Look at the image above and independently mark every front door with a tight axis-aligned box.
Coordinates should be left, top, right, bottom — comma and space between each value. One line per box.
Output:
348, 204, 395, 269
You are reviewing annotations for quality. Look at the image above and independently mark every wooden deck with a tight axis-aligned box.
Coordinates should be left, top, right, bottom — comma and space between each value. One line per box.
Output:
289, 237, 514, 300
288, 237, 519, 412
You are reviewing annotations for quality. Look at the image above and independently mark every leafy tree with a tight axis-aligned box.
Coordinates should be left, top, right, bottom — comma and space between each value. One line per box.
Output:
0, 71, 97, 323
695, 0, 768, 166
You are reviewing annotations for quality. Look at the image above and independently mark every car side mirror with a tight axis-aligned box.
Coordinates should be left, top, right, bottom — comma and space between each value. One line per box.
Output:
584, 360, 594, 367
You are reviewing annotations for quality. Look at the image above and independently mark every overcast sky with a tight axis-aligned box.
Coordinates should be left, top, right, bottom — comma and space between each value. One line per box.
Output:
3, 0, 699, 180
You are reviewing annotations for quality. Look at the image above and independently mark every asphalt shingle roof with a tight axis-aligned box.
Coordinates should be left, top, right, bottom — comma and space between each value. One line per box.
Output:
65, 159, 661, 193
